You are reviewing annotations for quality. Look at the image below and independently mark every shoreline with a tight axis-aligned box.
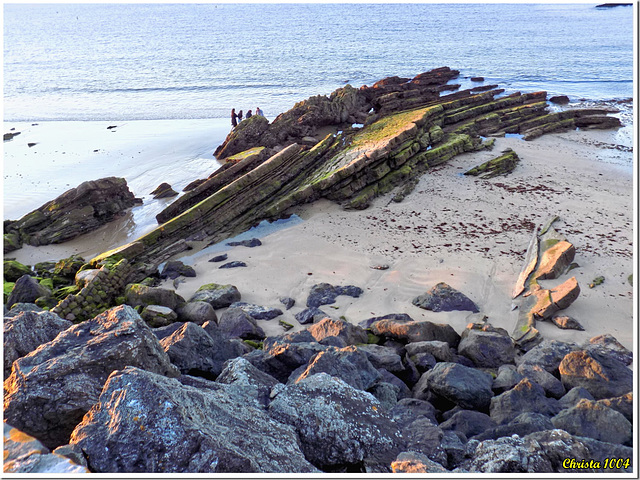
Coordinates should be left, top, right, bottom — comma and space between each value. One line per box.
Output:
6, 125, 632, 349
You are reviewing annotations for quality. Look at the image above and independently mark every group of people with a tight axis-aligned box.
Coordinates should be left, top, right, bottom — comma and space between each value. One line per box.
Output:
231, 107, 263, 128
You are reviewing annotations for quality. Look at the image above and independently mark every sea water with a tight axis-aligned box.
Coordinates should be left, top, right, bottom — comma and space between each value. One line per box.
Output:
3, 3, 634, 122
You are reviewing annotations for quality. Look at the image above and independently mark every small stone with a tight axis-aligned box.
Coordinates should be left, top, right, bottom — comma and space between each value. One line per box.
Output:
219, 261, 247, 269
208, 254, 228, 263
226, 238, 262, 248
551, 314, 584, 331
279, 296, 295, 310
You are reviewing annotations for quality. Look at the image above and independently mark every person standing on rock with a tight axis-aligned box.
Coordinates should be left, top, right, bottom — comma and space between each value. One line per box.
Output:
256, 107, 264, 117
238, 110, 243, 123
246, 109, 252, 119
231, 108, 238, 128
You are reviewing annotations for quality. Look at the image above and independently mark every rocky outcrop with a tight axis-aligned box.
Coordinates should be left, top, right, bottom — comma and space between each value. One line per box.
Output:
3, 305, 178, 449
70, 367, 318, 473
511, 216, 580, 348
86, 70, 621, 276
464, 148, 520, 178
188, 283, 241, 309
150, 182, 178, 199
4, 177, 137, 252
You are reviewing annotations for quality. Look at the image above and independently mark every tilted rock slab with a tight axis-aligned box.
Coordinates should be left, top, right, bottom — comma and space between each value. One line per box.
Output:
3, 305, 179, 449
70, 367, 318, 473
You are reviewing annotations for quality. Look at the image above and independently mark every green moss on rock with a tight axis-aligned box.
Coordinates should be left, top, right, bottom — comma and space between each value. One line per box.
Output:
3, 260, 32, 282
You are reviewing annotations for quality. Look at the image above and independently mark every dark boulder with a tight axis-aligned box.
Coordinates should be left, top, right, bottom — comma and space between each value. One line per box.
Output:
370, 317, 460, 347
243, 340, 328, 383
226, 238, 262, 248
4, 305, 178, 449
457, 324, 515, 368
559, 350, 632, 400
3, 310, 72, 377
294, 306, 328, 325
160, 322, 246, 379
70, 367, 318, 473
551, 314, 584, 330
549, 95, 570, 105
419, 362, 494, 411
228, 301, 282, 320
517, 339, 580, 375
405, 340, 454, 362
389, 397, 438, 428
307, 317, 368, 345
217, 307, 265, 340
584, 334, 632, 366
517, 363, 566, 399
268, 372, 403, 469
358, 313, 413, 329
219, 261, 247, 269
5, 177, 137, 247
490, 379, 561, 425
279, 296, 295, 309
216, 357, 280, 406
559, 386, 595, 410
289, 345, 381, 391
176, 301, 217, 325
150, 182, 178, 199
189, 283, 241, 309
208, 254, 228, 263
492, 365, 525, 394
401, 418, 448, 467
140, 305, 178, 327
160, 260, 196, 280
462, 434, 553, 473
306, 282, 363, 308
124, 283, 185, 310
596, 392, 633, 423
471, 412, 554, 442
440, 410, 497, 439
412, 282, 479, 313
552, 399, 632, 445
357, 344, 404, 373
3, 260, 32, 282
6, 275, 52, 309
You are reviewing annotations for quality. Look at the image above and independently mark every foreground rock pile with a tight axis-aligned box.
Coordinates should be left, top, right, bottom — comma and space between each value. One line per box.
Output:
4, 296, 633, 473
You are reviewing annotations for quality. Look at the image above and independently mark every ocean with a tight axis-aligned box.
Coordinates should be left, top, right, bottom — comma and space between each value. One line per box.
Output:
3, 3, 635, 123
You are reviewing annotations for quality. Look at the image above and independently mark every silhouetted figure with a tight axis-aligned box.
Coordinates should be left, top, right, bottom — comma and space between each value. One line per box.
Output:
246, 109, 252, 119
231, 108, 238, 128
238, 110, 243, 122
256, 107, 264, 117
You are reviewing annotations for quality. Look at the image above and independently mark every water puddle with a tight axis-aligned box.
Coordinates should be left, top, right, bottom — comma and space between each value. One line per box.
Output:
505, 133, 525, 140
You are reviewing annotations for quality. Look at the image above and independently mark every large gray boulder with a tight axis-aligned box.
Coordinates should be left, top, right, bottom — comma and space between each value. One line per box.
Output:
490, 379, 561, 425
268, 373, 403, 469
391, 451, 448, 473
418, 362, 494, 411
401, 418, 448, 467
458, 325, 515, 368
559, 350, 632, 400
492, 365, 525, 394
596, 392, 633, 423
228, 301, 283, 320
462, 434, 553, 473
70, 367, 318, 473
584, 334, 632, 366
357, 344, 404, 373
405, 340, 454, 362
306, 282, 363, 308
3, 305, 178, 449
216, 357, 280, 406
471, 412, 554, 442
160, 322, 247, 378
4, 309, 72, 376
189, 283, 241, 309
551, 399, 632, 445
289, 345, 381, 391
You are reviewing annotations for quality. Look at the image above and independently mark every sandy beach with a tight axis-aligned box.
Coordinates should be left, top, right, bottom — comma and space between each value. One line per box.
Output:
7, 122, 634, 350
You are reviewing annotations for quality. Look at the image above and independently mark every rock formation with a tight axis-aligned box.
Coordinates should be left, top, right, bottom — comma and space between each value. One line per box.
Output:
4, 177, 138, 252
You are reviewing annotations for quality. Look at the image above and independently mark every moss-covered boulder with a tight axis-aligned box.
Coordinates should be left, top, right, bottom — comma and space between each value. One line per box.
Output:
4, 232, 22, 254
6, 276, 53, 309
124, 284, 185, 311
464, 149, 520, 179
4, 260, 32, 282
53, 255, 86, 280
